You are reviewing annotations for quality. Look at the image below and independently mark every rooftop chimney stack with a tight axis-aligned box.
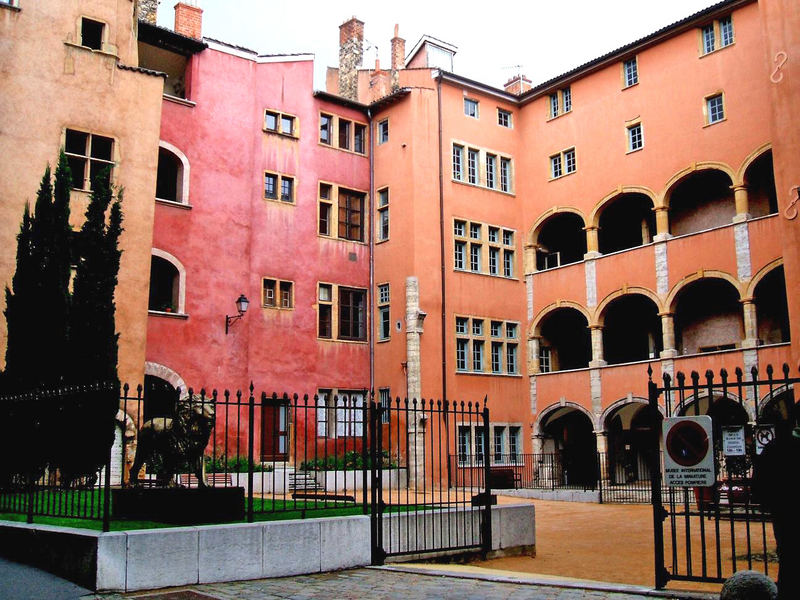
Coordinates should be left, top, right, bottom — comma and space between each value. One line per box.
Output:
138, 0, 158, 24
174, 1, 203, 39
390, 24, 405, 90
339, 17, 365, 100
504, 74, 532, 95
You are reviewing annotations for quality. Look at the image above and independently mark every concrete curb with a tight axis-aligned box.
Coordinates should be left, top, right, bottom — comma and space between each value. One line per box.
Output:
375, 564, 720, 599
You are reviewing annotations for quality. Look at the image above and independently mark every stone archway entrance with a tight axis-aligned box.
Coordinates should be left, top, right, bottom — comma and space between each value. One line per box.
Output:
540, 406, 597, 487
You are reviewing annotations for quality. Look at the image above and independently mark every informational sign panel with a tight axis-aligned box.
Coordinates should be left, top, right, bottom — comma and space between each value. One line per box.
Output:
721, 426, 746, 456
662, 416, 715, 487
754, 425, 775, 455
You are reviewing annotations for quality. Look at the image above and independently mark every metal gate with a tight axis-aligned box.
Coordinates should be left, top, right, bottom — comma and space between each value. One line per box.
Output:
368, 397, 492, 564
648, 364, 798, 588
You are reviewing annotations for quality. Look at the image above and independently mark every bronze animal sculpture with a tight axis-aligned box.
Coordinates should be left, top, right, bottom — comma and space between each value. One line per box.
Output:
130, 393, 215, 487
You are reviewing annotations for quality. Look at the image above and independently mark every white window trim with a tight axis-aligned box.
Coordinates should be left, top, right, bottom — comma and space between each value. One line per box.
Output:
157, 140, 191, 205
149, 248, 187, 315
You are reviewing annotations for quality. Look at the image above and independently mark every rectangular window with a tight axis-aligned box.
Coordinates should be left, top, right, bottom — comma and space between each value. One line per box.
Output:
623, 57, 638, 87
455, 316, 469, 335
469, 222, 481, 239
550, 154, 562, 179
377, 188, 389, 241
379, 388, 391, 424
281, 115, 295, 136
471, 319, 483, 337
454, 241, 466, 270
493, 426, 506, 462
452, 144, 464, 180
353, 123, 366, 154
490, 321, 502, 337
549, 93, 559, 118
502, 230, 513, 246
264, 171, 295, 203
491, 342, 502, 373
378, 119, 389, 144
456, 316, 518, 375
338, 287, 367, 341
562, 87, 572, 113
627, 123, 643, 151
486, 154, 496, 189
456, 339, 469, 371
488, 227, 499, 244
549, 87, 571, 118
488, 247, 499, 275
564, 148, 576, 174
318, 284, 333, 338
472, 341, 484, 372
464, 98, 479, 118
81, 17, 104, 50
475, 426, 486, 464
506, 344, 518, 374
503, 250, 514, 278
509, 426, 521, 457
320, 114, 332, 145
470, 243, 481, 272
280, 176, 294, 202
539, 346, 552, 373
264, 173, 277, 199
338, 119, 351, 150
500, 158, 511, 192
702, 24, 716, 54
338, 189, 365, 241
506, 322, 518, 339
706, 94, 725, 124
377, 283, 390, 341
467, 148, 479, 184
319, 183, 332, 236
454, 219, 466, 237
265, 110, 297, 137
701, 17, 733, 55
265, 111, 278, 132
719, 17, 734, 47
64, 129, 114, 191
263, 278, 293, 309
457, 426, 471, 462
497, 109, 512, 128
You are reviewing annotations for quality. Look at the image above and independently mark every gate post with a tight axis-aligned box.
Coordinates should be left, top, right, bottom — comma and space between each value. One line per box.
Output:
481, 405, 493, 555
247, 383, 255, 524
648, 377, 668, 589
369, 399, 386, 565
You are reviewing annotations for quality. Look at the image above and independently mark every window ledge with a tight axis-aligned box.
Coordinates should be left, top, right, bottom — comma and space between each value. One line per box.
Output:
156, 198, 192, 210
0, 2, 21, 12
548, 171, 576, 182
317, 141, 368, 158
164, 94, 196, 107
699, 43, 735, 59
546, 110, 572, 123
703, 117, 727, 128
264, 197, 295, 206
453, 268, 519, 282
63, 41, 118, 59
536, 366, 591, 376
148, 310, 188, 319
622, 82, 639, 91
626, 146, 644, 155
456, 371, 522, 378
263, 128, 299, 140
317, 338, 369, 345
451, 178, 515, 196
318, 234, 368, 246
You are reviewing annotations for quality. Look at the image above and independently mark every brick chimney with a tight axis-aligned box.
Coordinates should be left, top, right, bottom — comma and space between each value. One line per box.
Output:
504, 74, 532, 95
137, 0, 158, 24
339, 17, 364, 101
390, 24, 405, 90
174, 1, 202, 39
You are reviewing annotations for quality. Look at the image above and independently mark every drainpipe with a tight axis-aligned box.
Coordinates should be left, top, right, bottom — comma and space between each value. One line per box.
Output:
436, 72, 447, 403
368, 107, 375, 396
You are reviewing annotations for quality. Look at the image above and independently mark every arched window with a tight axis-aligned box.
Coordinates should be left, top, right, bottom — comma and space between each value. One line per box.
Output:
674, 278, 742, 354
535, 213, 586, 270
744, 150, 778, 218
668, 170, 734, 236
155, 142, 190, 204
148, 251, 186, 314
602, 295, 662, 364
597, 193, 655, 254
754, 266, 790, 344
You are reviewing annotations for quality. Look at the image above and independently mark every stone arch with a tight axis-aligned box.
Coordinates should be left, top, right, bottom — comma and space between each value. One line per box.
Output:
666, 270, 743, 313
736, 142, 772, 184
150, 248, 187, 314
144, 361, 187, 398
675, 390, 754, 421
589, 186, 657, 229
157, 140, 191, 204
600, 396, 665, 427
745, 258, 783, 298
528, 206, 587, 246
661, 161, 737, 209
530, 300, 592, 337
596, 287, 664, 326
535, 401, 599, 436
758, 383, 795, 416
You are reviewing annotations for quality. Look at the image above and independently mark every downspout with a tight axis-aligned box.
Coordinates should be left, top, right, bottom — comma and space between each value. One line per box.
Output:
436, 73, 447, 403
368, 108, 375, 395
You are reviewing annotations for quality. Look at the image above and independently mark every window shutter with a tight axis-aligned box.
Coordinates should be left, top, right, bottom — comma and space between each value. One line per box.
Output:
316, 393, 327, 437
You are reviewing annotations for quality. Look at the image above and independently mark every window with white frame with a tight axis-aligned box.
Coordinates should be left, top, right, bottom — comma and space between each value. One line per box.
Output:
264, 171, 295, 203
454, 219, 515, 279
265, 109, 298, 137
377, 187, 389, 241
64, 129, 114, 191
316, 389, 364, 438
497, 108, 512, 128
317, 182, 367, 241
550, 148, 576, 179
548, 86, 572, 118
623, 57, 638, 88
263, 278, 293, 309
700, 16, 734, 55
706, 93, 725, 124
451, 142, 513, 193
464, 98, 479, 118
539, 346, 552, 373
377, 283, 390, 341
456, 315, 520, 374
627, 122, 643, 152
378, 119, 389, 144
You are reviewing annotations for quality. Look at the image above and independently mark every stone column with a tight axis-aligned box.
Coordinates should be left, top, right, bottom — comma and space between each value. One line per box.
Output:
584, 226, 601, 258
741, 298, 759, 348
524, 243, 537, 275
732, 184, 750, 222
595, 431, 609, 481
589, 326, 606, 367
653, 206, 670, 241
528, 336, 541, 374
659, 312, 678, 358
405, 276, 425, 488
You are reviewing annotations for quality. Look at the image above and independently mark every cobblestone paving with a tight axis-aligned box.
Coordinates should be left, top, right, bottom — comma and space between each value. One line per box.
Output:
87, 568, 681, 600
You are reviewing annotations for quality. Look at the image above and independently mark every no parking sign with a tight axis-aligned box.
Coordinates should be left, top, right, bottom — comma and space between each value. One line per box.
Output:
662, 416, 715, 487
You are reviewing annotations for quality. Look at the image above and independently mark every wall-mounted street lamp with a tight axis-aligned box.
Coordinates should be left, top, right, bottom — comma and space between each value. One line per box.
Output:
225, 294, 249, 334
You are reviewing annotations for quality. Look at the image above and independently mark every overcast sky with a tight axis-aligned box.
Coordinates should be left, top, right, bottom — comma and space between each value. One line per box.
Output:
156, 0, 722, 90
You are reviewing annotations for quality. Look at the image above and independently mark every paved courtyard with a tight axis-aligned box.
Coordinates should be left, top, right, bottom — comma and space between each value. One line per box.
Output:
87, 567, 713, 600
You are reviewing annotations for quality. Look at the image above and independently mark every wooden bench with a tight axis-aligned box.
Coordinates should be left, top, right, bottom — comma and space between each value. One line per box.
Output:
291, 491, 356, 503
488, 467, 521, 489
179, 473, 233, 488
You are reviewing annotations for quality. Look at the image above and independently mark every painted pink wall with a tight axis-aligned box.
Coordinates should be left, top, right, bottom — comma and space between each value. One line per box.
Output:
147, 47, 369, 400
